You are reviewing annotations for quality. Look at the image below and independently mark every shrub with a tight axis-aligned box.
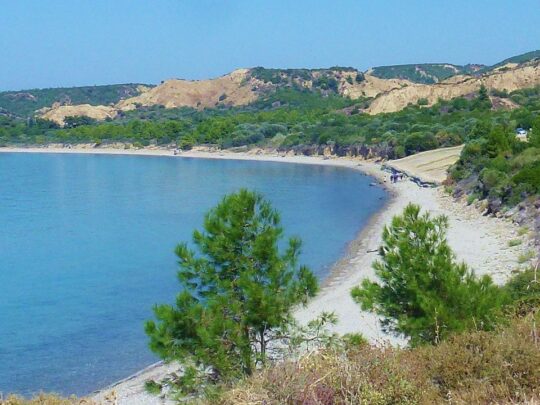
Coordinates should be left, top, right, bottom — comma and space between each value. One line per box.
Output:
518, 250, 536, 264
144, 380, 163, 395
355, 72, 365, 82
419, 314, 540, 403
0, 394, 96, 404
480, 168, 506, 191
216, 346, 437, 405
352, 204, 508, 345
512, 161, 540, 193
145, 190, 318, 395
403, 132, 438, 155
177, 136, 195, 150
214, 314, 540, 404
505, 266, 540, 299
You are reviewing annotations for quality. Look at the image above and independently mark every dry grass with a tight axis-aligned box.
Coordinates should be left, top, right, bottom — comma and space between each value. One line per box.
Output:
0, 394, 95, 405
213, 313, 540, 405
518, 226, 530, 237
519, 250, 537, 264
3, 315, 539, 405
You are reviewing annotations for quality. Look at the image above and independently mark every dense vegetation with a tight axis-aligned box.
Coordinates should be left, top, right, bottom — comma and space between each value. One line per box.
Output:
449, 113, 540, 212
0, 83, 149, 118
370, 63, 481, 84
249, 66, 359, 88
1, 86, 536, 154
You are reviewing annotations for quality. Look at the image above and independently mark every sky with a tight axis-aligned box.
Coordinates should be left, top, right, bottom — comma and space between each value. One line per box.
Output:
0, 0, 539, 91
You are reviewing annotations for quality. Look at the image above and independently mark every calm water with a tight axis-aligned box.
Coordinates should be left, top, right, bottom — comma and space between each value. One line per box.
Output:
0, 153, 386, 396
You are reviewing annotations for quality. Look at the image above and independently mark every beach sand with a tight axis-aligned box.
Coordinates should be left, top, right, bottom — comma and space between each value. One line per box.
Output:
1, 146, 535, 404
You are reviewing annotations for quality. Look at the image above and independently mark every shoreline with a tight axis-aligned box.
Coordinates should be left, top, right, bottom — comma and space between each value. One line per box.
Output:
1, 145, 535, 404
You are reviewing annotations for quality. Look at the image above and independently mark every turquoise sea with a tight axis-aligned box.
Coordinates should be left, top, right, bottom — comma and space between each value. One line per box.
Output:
0, 152, 386, 396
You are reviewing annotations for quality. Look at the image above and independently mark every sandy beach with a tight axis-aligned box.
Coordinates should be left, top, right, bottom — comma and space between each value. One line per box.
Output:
1, 146, 535, 404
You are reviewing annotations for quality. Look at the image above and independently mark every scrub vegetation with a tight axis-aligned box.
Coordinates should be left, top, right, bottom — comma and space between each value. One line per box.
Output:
141, 201, 539, 402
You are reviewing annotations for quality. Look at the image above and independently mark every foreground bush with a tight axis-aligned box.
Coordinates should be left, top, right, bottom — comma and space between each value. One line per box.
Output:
352, 204, 508, 345
0, 394, 94, 405
145, 189, 318, 395
213, 313, 540, 405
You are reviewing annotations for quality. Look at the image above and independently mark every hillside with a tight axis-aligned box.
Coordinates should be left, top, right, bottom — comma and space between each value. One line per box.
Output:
2, 50, 540, 125
0, 83, 150, 118
36, 67, 413, 125
370, 63, 484, 84
369, 50, 540, 83
481, 49, 540, 72
366, 60, 540, 114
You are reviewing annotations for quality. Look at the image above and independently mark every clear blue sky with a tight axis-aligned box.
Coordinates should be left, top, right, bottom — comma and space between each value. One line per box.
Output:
1, 0, 538, 91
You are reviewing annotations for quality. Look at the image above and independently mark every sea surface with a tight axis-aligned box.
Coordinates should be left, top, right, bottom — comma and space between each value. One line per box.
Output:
0, 152, 386, 396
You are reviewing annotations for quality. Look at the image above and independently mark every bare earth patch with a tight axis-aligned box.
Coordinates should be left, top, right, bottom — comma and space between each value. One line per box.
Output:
384, 145, 464, 184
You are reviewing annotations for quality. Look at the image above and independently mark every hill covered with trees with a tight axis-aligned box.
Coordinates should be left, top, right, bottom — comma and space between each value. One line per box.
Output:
1, 50, 539, 123
370, 62, 483, 84
0, 83, 150, 118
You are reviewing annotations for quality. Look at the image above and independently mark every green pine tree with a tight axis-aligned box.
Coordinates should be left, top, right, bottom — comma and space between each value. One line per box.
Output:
351, 204, 507, 346
145, 189, 318, 392
472, 84, 492, 110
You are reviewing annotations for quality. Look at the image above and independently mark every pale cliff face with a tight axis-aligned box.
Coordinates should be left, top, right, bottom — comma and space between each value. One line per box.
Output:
116, 69, 260, 111
36, 61, 540, 124
40, 104, 117, 125
365, 61, 540, 114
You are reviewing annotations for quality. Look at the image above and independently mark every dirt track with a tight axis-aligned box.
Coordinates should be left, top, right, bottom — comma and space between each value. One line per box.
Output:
385, 145, 464, 184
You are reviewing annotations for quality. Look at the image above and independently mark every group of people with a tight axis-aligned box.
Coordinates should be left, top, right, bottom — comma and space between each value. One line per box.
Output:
385, 172, 404, 183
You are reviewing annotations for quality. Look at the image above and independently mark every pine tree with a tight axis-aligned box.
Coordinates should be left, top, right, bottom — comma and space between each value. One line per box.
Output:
145, 189, 318, 391
351, 204, 507, 346
473, 84, 492, 110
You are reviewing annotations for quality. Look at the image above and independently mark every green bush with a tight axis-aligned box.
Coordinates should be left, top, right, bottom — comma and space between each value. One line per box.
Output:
512, 161, 540, 193
352, 204, 508, 345
145, 190, 318, 395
